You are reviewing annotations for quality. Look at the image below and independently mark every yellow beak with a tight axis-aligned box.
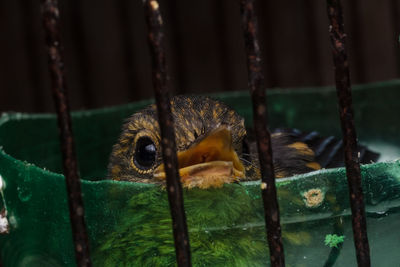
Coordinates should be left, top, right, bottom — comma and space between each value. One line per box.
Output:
153, 126, 245, 189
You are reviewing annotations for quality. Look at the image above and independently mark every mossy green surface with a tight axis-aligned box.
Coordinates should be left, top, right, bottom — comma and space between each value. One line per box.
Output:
94, 185, 266, 266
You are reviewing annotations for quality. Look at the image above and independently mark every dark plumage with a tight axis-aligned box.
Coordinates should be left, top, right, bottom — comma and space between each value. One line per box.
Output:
108, 95, 379, 188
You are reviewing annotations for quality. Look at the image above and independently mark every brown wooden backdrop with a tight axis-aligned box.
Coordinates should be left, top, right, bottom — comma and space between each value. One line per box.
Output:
1, 0, 399, 113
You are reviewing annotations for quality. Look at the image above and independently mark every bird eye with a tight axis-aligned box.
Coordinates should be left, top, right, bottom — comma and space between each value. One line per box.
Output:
134, 137, 157, 169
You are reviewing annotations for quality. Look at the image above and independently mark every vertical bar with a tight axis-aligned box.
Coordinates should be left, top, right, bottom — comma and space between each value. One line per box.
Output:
326, 1, 371, 266
20, 0, 46, 112
256, 0, 278, 88
68, 0, 94, 108
347, 0, 366, 83
117, 0, 142, 100
214, 0, 234, 92
303, 0, 323, 86
390, 0, 400, 76
239, 0, 285, 266
143, 1, 192, 266
41, 1, 92, 266
165, 0, 187, 94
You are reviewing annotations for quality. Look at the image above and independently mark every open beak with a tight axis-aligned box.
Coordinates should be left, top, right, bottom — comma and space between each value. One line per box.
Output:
153, 126, 245, 189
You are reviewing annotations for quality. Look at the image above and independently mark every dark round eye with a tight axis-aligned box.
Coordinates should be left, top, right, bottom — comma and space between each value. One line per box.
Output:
134, 137, 157, 169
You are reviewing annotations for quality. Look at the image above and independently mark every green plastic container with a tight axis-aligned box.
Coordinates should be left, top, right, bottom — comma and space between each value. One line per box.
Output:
0, 81, 399, 266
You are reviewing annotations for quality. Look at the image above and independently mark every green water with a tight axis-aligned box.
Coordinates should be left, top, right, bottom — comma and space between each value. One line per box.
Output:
0, 157, 399, 266
1, 80, 400, 266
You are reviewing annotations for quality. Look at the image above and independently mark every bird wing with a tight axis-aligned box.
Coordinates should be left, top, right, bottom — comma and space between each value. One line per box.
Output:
272, 128, 380, 168
246, 128, 380, 179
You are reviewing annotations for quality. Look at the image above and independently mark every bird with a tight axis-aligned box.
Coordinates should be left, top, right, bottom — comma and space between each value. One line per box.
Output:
96, 95, 379, 266
107, 95, 379, 188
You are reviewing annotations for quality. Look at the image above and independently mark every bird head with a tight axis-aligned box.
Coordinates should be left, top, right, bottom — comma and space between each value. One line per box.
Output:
108, 95, 255, 189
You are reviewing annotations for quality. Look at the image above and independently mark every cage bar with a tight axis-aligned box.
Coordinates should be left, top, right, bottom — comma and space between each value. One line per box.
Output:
40, 1, 92, 266
239, 0, 285, 266
326, 0, 371, 266
165, 0, 187, 95
143, 1, 192, 266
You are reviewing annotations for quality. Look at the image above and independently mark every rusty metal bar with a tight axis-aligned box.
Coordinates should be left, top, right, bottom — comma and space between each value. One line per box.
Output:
239, 0, 285, 266
326, 1, 371, 266
143, 1, 192, 266
41, 1, 92, 266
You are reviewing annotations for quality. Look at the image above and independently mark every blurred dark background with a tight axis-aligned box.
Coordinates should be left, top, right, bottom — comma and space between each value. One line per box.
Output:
0, 0, 399, 113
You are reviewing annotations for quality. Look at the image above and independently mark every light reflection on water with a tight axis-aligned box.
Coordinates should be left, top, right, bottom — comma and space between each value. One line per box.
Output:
365, 141, 400, 162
